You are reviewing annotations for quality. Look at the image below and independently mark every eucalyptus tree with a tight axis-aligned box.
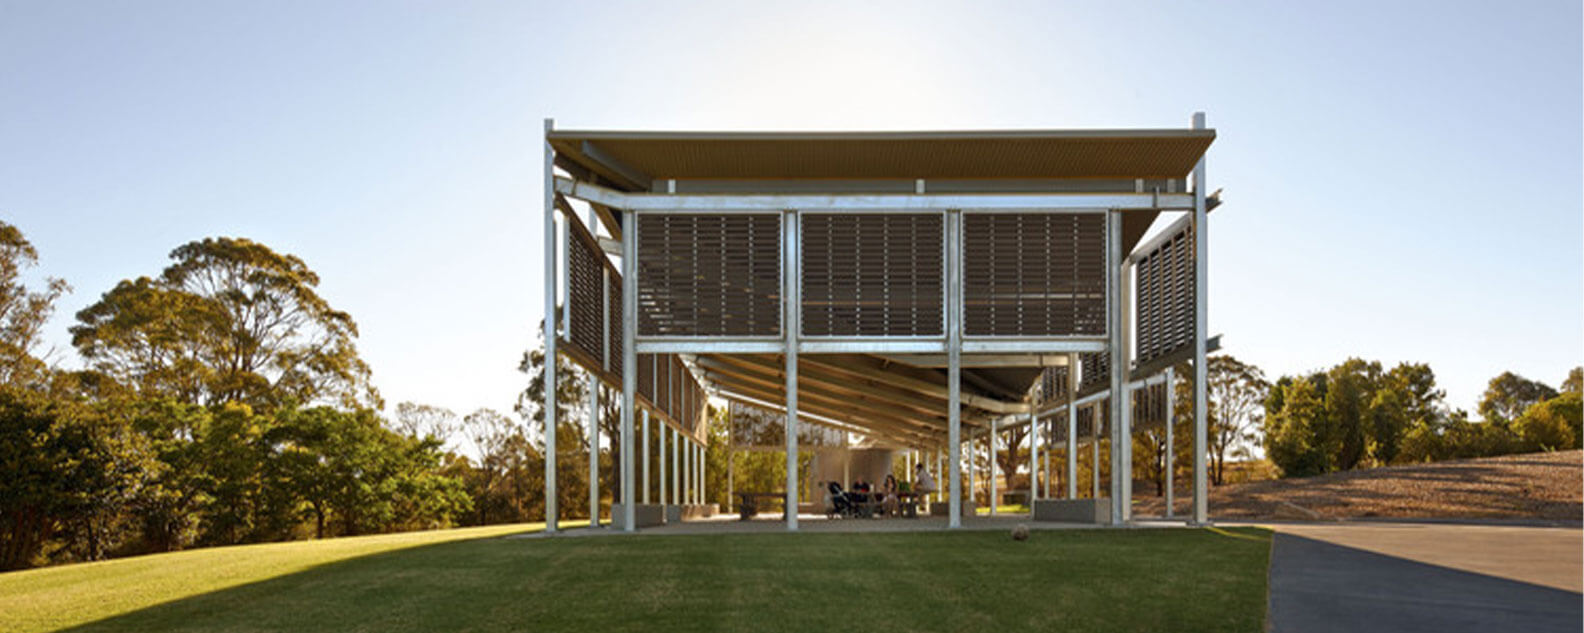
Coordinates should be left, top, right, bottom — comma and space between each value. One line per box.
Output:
0, 219, 69, 386
71, 237, 378, 410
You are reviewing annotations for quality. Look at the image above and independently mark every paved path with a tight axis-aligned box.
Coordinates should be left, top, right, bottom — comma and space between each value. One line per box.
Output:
1266, 522, 1582, 632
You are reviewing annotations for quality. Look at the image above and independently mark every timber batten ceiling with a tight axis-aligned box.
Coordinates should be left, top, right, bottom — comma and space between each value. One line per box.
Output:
549, 129, 1216, 186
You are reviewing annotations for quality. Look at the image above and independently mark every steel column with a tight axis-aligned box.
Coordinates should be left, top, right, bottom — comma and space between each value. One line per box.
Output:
989, 418, 998, 515
1108, 209, 1125, 525
1191, 111, 1210, 526
1119, 220, 1134, 523
947, 205, 962, 528
588, 380, 600, 526
642, 409, 650, 505
672, 426, 680, 509
1165, 366, 1176, 518
1067, 353, 1077, 499
1029, 406, 1040, 503
659, 419, 667, 507
784, 209, 800, 531
620, 209, 637, 532
1091, 418, 1100, 500
542, 118, 558, 533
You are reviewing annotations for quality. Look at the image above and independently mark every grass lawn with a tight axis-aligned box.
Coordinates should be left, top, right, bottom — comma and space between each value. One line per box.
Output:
1, 524, 1271, 633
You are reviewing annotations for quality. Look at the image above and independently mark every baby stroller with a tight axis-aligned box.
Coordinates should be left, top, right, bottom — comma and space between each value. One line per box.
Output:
825, 481, 857, 518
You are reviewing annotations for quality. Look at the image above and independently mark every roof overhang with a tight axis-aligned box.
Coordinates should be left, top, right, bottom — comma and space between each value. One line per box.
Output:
549, 128, 1216, 192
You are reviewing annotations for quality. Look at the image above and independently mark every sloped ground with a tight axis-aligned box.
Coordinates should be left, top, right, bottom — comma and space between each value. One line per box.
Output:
1135, 450, 1582, 522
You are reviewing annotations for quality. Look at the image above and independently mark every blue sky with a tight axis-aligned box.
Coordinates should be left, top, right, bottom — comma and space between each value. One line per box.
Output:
2, 1, 1579, 422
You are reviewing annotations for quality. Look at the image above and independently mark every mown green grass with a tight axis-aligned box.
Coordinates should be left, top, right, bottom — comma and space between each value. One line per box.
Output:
1, 524, 1271, 633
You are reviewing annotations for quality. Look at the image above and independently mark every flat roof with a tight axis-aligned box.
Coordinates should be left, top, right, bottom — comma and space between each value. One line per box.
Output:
550, 128, 1215, 190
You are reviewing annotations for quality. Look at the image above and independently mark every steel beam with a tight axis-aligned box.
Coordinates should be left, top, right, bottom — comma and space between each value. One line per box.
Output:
798, 355, 1023, 414
556, 176, 1196, 212
703, 368, 942, 447
698, 355, 958, 428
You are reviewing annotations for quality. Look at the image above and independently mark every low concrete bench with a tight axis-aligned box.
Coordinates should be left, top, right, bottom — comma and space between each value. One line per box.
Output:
1032, 498, 1110, 524
610, 503, 667, 529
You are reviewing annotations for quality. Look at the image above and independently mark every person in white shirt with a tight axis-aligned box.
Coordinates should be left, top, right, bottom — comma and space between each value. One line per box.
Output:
913, 463, 936, 499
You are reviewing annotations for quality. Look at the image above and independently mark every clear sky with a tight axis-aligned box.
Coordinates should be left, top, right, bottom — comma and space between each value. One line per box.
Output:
2, 1, 1579, 423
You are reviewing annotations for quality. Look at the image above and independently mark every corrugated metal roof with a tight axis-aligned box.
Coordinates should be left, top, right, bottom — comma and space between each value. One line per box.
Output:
549, 128, 1214, 189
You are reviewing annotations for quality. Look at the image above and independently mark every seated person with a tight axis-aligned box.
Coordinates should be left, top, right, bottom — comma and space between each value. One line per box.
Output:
881, 474, 900, 517
825, 481, 851, 516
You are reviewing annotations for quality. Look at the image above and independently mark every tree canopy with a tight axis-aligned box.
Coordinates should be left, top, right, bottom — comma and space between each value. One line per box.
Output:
71, 237, 378, 410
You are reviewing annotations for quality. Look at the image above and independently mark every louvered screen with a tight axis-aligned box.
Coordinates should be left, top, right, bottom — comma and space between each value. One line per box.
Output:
1134, 223, 1195, 365
638, 353, 655, 402
1039, 365, 1072, 405
801, 213, 943, 336
637, 214, 781, 336
1077, 404, 1101, 439
1131, 381, 1169, 428
566, 217, 608, 368
607, 273, 622, 376
1079, 351, 1110, 394
963, 213, 1107, 336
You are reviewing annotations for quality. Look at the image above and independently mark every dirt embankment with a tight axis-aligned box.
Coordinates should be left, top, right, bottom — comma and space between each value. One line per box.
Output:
1133, 450, 1582, 522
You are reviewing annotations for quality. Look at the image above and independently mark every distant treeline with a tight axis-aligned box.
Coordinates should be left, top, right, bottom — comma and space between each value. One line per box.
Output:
0, 222, 559, 570
1262, 361, 1580, 477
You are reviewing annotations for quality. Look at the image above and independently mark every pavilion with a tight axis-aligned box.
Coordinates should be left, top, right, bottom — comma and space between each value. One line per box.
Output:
539, 114, 1219, 532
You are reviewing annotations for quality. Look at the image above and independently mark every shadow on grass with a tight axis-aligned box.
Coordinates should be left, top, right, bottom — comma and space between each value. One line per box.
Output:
1268, 533, 1582, 633
55, 528, 1274, 633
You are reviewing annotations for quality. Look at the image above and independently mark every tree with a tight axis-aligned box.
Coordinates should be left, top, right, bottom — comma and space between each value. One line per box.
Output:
1560, 367, 1582, 394
1264, 378, 1327, 477
461, 408, 519, 525
1327, 359, 1380, 472
994, 424, 1030, 492
515, 337, 592, 521
1478, 371, 1557, 425
272, 406, 469, 538
393, 402, 459, 444
71, 237, 378, 410
0, 386, 157, 568
1386, 362, 1445, 428
1206, 355, 1269, 485
0, 220, 69, 386
1512, 392, 1582, 452
1367, 389, 1408, 465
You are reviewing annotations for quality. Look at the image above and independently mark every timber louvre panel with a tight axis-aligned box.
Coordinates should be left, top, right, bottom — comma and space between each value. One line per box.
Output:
1134, 222, 1195, 365
1039, 365, 1072, 406
566, 215, 609, 367
1080, 351, 1110, 394
963, 212, 1106, 336
801, 213, 944, 336
637, 214, 781, 336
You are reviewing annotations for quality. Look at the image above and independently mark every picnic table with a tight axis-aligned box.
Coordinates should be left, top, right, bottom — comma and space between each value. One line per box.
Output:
735, 491, 787, 520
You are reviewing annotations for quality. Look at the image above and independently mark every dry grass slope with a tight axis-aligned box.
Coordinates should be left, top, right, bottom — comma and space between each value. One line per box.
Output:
1136, 450, 1582, 522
